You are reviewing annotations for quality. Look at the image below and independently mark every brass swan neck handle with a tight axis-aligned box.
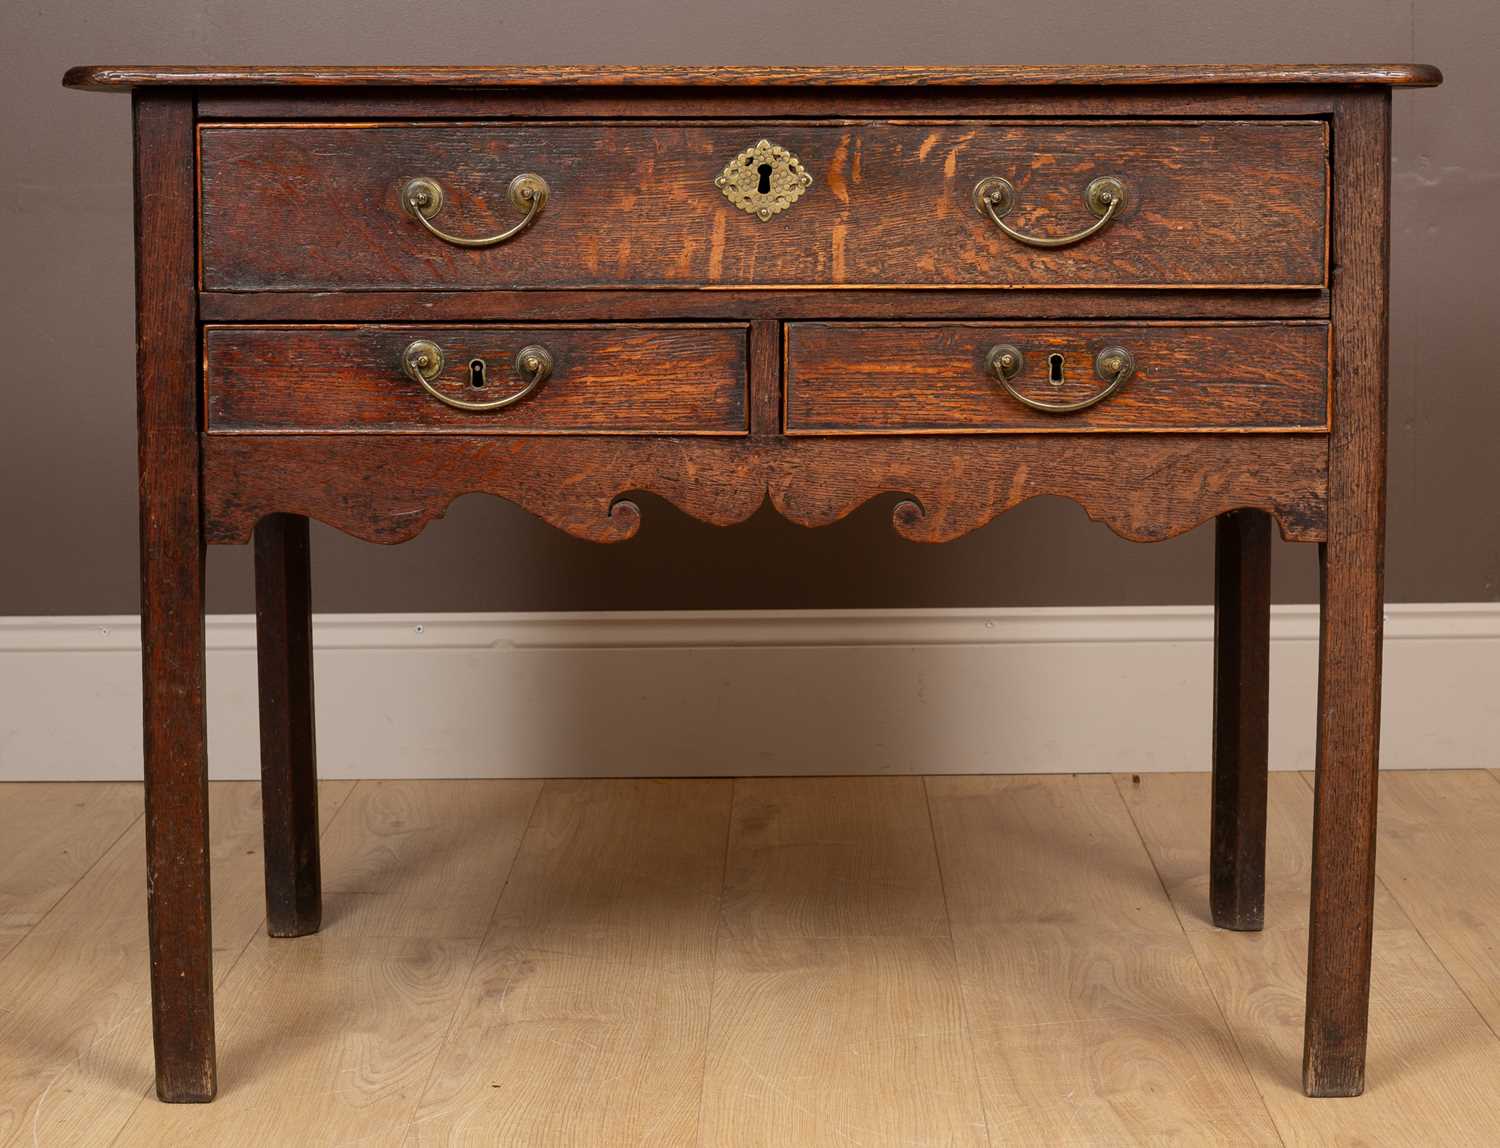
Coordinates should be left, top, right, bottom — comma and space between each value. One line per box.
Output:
987, 344, 1136, 414
400, 173, 550, 248
972, 175, 1126, 249
401, 339, 554, 412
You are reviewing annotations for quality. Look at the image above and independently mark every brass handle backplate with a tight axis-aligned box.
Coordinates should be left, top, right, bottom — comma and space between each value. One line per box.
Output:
401, 339, 554, 411
400, 173, 550, 248
986, 344, 1136, 414
972, 175, 1126, 249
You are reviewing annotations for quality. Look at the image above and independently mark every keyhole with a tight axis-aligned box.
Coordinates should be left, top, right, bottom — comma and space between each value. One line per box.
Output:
1048, 354, 1065, 385
469, 359, 487, 388
757, 163, 773, 195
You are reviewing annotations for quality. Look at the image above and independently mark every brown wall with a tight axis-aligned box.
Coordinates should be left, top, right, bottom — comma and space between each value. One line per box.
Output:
3, 2, 1494, 615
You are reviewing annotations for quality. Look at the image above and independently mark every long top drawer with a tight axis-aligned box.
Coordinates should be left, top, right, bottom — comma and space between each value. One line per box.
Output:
198, 119, 1328, 292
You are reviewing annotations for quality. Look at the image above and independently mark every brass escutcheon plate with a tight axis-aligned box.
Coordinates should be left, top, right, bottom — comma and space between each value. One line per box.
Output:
714, 139, 813, 222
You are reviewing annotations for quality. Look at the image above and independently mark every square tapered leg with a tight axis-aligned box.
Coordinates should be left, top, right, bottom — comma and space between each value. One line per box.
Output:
254, 513, 322, 937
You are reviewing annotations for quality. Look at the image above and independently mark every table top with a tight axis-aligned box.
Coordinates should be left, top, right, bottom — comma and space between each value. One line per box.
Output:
62, 64, 1443, 92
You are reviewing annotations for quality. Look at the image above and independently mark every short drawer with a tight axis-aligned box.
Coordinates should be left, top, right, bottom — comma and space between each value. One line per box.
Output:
784, 322, 1330, 434
198, 120, 1327, 291
205, 324, 748, 434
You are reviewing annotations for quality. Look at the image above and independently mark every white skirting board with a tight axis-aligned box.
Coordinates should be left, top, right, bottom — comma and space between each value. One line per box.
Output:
1, 605, 1495, 781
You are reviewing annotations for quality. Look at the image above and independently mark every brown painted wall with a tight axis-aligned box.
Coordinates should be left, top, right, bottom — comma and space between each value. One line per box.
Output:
3, 3, 1494, 614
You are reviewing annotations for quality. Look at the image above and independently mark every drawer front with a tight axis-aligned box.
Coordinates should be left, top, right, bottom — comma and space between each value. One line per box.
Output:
205, 324, 748, 434
199, 120, 1327, 291
784, 322, 1330, 434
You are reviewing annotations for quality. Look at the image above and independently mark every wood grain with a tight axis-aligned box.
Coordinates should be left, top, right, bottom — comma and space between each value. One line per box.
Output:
132, 89, 216, 1104
786, 322, 1331, 433
200, 433, 1331, 548
9, 775, 1500, 1145
1193, 926, 1500, 1145
929, 775, 1183, 935
1114, 771, 1412, 935
702, 935, 989, 1147
0, 782, 354, 1146
254, 513, 321, 938
199, 286, 1332, 324
113, 935, 477, 1148
317, 779, 543, 940
1303, 90, 1392, 1097
747, 318, 780, 438
1211, 510, 1273, 930
64, 61, 1436, 1111
927, 775, 1279, 1144
1120, 772, 1500, 1140
110, 780, 534, 1148
1370, 770, 1500, 1034
190, 88, 1347, 123
720, 777, 949, 939
206, 324, 749, 434
63, 63, 1445, 90
0, 783, 140, 961
408, 780, 731, 1145
198, 121, 1329, 290
702, 777, 986, 1146
954, 939, 1283, 1147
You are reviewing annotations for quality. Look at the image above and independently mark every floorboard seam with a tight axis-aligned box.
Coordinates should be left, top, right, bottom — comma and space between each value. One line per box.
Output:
106, 782, 335, 1148
0, 797, 144, 976
1111, 772, 1289, 1147
691, 777, 738, 1148
1316, 770, 1500, 1047
397, 779, 546, 1143
922, 776, 996, 1148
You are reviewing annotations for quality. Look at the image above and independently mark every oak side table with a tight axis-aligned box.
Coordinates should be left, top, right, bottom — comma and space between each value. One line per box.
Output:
63, 63, 1441, 1103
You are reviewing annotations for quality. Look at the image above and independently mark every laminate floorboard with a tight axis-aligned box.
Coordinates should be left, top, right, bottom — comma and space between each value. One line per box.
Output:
2, 773, 1498, 1146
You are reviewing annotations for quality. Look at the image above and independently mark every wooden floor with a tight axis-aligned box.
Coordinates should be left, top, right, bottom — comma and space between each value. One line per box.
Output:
3, 772, 1500, 1146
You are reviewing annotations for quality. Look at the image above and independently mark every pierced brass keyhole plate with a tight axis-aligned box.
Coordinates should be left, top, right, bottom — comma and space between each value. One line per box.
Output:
714, 139, 813, 222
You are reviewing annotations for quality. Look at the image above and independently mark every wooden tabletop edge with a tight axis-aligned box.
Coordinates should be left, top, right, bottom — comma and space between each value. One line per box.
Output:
61, 63, 1444, 92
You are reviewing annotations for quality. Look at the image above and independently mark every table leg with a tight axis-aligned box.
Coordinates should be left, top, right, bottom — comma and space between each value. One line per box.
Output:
1303, 533, 1384, 1096
134, 89, 216, 1102
254, 513, 322, 937
1302, 89, 1389, 1099
141, 528, 215, 1103
1210, 509, 1271, 931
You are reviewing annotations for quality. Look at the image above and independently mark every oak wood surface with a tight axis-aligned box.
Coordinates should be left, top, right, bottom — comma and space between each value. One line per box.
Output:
747, 318, 780, 438
206, 324, 750, 434
132, 90, 216, 1104
193, 87, 1351, 123
1210, 510, 1273, 930
200, 432, 1330, 547
927, 775, 1280, 1143
1372, 770, 1500, 1036
61, 61, 1434, 1108
409, 780, 731, 1145
253, 514, 321, 938
1122, 771, 1500, 1146
1302, 90, 1391, 1098
1195, 925, 1500, 1145
786, 322, 1331, 433
316, 780, 541, 940
705, 934, 990, 1147
1117, 773, 1412, 937
108, 781, 539, 1148
0, 784, 141, 962
199, 286, 1332, 324
0, 782, 355, 1146
7, 775, 1500, 1145
721, 777, 950, 940
198, 120, 1329, 291
703, 778, 986, 1147
63, 63, 1445, 90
